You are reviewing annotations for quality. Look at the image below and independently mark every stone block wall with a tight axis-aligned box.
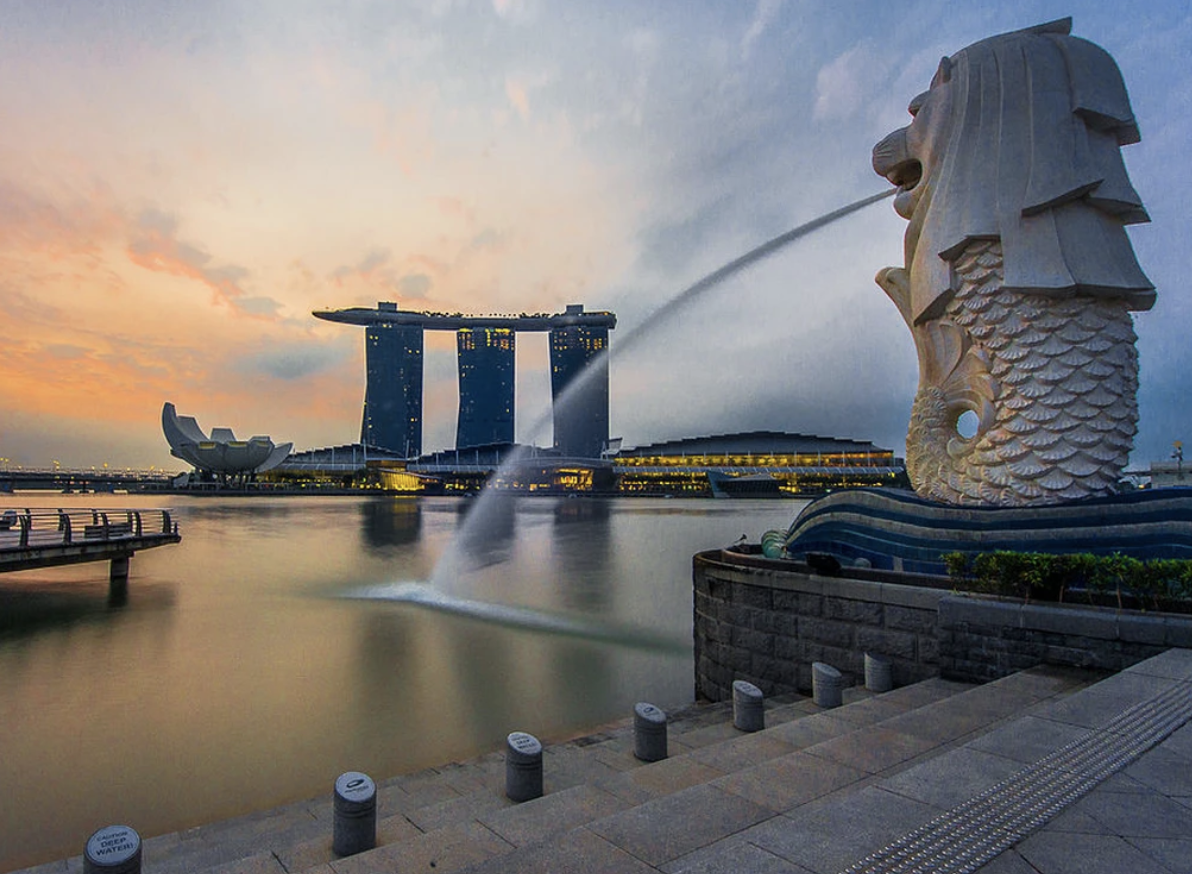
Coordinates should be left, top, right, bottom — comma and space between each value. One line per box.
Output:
694, 550, 1192, 701
693, 550, 945, 701
937, 597, 1192, 682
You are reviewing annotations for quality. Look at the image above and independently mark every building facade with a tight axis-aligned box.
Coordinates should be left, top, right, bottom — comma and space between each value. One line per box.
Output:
549, 308, 611, 458
315, 301, 616, 458
457, 327, 516, 449
613, 431, 904, 496
361, 319, 424, 457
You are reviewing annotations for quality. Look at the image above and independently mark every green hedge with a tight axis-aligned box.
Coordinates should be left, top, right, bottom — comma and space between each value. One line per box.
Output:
942, 551, 1192, 608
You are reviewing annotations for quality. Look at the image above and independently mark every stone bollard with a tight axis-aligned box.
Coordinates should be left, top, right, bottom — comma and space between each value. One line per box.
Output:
812, 662, 844, 708
505, 731, 544, 802
865, 652, 894, 693
333, 771, 377, 856
84, 825, 141, 874
732, 679, 765, 732
633, 702, 668, 762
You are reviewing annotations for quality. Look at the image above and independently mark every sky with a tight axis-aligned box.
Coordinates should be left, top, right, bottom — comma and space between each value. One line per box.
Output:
1, 0, 1190, 471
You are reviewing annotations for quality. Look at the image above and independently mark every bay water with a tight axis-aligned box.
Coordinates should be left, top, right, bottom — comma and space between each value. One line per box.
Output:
0, 492, 804, 871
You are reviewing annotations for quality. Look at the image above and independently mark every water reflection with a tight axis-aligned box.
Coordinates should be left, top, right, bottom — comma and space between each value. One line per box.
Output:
359, 498, 422, 549
0, 493, 802, 872
552, 499, 612, 614
0, 575, 175, 640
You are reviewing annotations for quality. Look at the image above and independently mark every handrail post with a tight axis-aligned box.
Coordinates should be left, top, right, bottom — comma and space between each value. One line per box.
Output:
59, 511, 72, 544
101, 512, 110, 540
19, 513, 30, 548
133, 511, 142, 537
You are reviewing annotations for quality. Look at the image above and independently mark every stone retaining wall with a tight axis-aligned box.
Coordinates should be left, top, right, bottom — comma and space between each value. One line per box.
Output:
693, 550, 945, 701
938, 597, 1192, 682
694, 549, 1192, 701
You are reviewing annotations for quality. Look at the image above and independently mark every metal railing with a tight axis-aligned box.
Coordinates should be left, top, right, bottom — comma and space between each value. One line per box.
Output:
0, 509, 177, 550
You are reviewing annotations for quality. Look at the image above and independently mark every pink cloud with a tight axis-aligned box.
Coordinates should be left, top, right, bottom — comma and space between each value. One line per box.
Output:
126, 209, 279, 318
505, 78, 531, 120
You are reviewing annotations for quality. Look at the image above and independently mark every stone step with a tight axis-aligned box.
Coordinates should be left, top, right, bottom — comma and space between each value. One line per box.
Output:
290, 673, 1064, 873
19, 668, 1094, 874
298, 667, 1093, 874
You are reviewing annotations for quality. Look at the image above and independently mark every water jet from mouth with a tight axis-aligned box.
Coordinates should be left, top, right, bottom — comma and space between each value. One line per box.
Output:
427, 187, 896, 599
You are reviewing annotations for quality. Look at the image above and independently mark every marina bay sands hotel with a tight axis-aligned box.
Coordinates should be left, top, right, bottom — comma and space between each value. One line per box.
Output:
314, 301, 616, 459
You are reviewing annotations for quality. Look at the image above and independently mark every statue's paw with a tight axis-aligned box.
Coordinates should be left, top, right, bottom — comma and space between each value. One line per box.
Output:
876, 267, 912, 323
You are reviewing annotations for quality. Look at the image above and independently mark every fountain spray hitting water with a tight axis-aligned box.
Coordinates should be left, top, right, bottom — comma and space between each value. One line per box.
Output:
343, 189, 895, 643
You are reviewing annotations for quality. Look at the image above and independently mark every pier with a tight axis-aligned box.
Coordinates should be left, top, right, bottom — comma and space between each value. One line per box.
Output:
0, 508, 181, 594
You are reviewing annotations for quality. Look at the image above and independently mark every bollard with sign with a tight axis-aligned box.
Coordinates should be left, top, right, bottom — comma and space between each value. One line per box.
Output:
813, 661, 844, 708
333, 771, 377, 856
633, 702, 668, 762
84, 825, 141, 874
732, 679, 765, 732
505, 731, 544, 802
865, 652, 894, 693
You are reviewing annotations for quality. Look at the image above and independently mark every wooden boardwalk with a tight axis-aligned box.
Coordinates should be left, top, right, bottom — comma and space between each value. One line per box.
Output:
0, 508, 181, 588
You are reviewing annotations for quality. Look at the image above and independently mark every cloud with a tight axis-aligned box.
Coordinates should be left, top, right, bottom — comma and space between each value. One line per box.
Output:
813, 44, 882, 121
234, 340, 351, 381
505, 78, 531, 120
740, 0, 784, 63
398, 273, 433, 297
331, 248, 392, 281
127, 208, 261, 315
469, 228, 502, 251
233, 296, 284, 317
43, 344, 89, 360
492, 0, 530, 20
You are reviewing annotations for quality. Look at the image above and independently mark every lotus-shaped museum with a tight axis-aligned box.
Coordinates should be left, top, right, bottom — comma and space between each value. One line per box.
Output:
162, 402, 291, 476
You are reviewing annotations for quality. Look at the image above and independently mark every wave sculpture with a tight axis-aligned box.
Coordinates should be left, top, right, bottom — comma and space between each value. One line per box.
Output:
871, 18, 1153, 506
162, 402, 291, 480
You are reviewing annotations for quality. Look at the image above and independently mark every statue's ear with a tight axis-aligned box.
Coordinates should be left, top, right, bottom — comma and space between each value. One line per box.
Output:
932, 56, 953, 86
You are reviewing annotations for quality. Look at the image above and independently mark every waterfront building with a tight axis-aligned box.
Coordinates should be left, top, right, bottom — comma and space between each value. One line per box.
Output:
262, 443, 443, 493
360, 315, 424, 456
404, 431, 902, 496
457, 327, 515, 449
250, 430, 903, 496
162, 402, 291, 487
550, 307, 611, 458
613, 431, 904, 496
314, 301, 616, 458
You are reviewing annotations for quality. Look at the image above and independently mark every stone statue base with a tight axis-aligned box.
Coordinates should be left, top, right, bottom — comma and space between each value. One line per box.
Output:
762, 488, 1192, 575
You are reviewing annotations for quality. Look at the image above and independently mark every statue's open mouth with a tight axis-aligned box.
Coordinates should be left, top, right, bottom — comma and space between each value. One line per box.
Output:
886, 159, 923, 219
886, 159, 922, 191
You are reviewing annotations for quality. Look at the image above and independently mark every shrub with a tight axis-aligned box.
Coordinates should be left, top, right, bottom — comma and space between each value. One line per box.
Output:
941, 550, 1192, 608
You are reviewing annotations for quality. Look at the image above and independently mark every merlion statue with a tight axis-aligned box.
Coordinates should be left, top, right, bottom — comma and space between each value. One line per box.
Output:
872, 18, 1153, 506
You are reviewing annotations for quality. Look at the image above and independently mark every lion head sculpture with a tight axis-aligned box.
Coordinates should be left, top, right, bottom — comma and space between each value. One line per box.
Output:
871, 19, 1154, 506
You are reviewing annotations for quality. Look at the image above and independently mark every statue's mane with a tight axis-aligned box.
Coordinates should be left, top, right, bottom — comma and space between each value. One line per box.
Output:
912, 19, 1154, 324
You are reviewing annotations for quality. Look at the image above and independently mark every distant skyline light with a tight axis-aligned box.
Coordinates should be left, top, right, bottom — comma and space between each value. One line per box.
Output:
1, 1, 1188, 469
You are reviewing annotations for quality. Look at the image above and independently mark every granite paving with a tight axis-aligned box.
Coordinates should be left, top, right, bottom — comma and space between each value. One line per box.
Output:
13, 650, 1192, 874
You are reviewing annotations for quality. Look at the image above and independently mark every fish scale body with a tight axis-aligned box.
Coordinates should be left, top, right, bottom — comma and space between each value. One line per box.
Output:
906, 241, 1138, 506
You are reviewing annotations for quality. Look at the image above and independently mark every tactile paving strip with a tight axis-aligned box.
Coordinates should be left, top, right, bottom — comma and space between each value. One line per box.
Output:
838, 679, 1192, 874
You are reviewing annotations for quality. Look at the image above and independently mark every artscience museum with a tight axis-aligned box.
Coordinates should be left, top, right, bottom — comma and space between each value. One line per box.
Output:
162, 402, 292, 484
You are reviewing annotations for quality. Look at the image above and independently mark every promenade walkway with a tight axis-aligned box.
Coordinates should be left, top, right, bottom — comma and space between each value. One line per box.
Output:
15, 649, 1192, 874
0, 508, 180, 587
